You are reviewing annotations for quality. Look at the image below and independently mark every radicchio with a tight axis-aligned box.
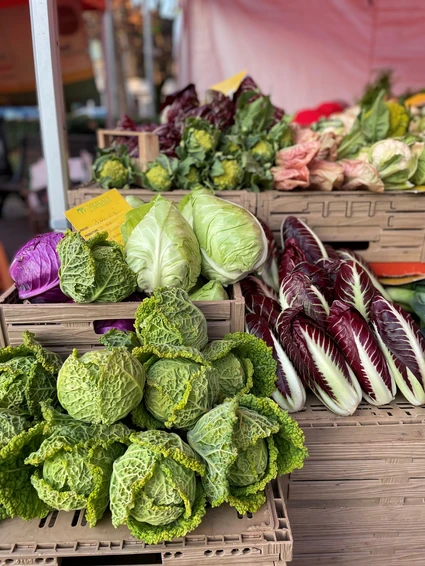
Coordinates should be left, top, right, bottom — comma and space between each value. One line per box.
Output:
240, 275, 279, 301
336, 249, 391, 300
370, 296, 425, 402
279, 272, 330, 327
279, 238, 307, 282
328, 301, 395, 405
279, 307, 362, 416
281, 216, 328, 264
334, 260, 376, 320
245, 294, 281, 329
257, 219, 280, 292
246, 313, 305, 412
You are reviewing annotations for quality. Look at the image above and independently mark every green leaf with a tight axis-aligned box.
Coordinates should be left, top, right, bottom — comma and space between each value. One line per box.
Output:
99, 329, 140, 352
361, 90, 390, 143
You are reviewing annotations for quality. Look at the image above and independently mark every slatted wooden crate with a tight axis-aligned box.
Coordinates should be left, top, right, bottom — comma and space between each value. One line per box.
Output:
67, 185, 258, 215
0, 478, 292, 566
256, 190, 425, 263
288, 394, 425, 565
0, 284, 244, 358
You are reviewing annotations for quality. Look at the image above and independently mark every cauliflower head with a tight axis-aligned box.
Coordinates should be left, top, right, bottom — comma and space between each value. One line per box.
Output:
145, 163, 172, 192
211, 159, 243, 190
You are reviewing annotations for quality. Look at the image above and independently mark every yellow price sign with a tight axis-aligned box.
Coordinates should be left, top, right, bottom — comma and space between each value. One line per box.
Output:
65, 189, 132, 245
210, 70, 247, 96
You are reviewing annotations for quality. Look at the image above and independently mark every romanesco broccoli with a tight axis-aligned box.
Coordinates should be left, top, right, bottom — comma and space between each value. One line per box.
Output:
193, 130, 214, 152
98, 160, 128, 188
210, 159, 243, 190
145, 163, 172, 192
251, 139, 275, 163
386, 101, 410, 137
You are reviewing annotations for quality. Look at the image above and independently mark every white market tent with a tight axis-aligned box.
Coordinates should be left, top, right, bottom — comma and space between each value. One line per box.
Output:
30, 0, 425, 229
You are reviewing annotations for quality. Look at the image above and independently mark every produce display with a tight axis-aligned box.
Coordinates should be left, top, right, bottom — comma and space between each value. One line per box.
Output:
0, 286, 307, 543
9, 188, 267, 302
243, 215, 425, 415
90, 75, 425, 193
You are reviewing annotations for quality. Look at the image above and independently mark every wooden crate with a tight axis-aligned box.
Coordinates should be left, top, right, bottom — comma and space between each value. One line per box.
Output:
0, 284, 244, 358
256, 190, 425, 263
288, 394, 425, 565
97, 129, 160, 174
67, 185, 258, 215
0, 478, 292, 566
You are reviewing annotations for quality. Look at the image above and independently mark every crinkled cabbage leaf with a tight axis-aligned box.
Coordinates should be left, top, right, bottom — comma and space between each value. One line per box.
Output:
110, 429, 206, 543
187, 394, 308, 514
132, 344, 219, 431
189, 280, 228, 301
135, 287, 208, 350
26, 405, 130, 526
99, 329, 140, 352
57, 347, 145, 425
57, 230, 136, 303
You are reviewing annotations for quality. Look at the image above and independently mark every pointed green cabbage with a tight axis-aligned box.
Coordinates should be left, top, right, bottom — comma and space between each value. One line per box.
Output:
109, 429, 206, 543
122, 196, 201, 293
178, 187, 268, 285
189, 280, 228, 301
57, 347, 145, 425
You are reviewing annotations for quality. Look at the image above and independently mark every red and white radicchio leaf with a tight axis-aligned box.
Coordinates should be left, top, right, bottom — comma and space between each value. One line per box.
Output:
279, 272, 330, 327
245, 314, 305, 412
328, 301, 395, 406
337, 248, 391, 300
334, 260, 375, 320
281, 216, 328, 264
292, 261, 335, 303
279, 238, 307, 282
240, 275, 278, 301
279, 308, 362, 416
371, 320, 425, 406
245, 294, 281, 329
370, 295, 425, 393
257, 219, 280, 292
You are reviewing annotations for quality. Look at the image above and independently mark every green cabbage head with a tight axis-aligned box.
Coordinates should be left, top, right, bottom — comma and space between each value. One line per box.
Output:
187, 395, 308, 514
189, 280, 228, 301
26, 405, 130, 526
179, 188, 268, 285
122, 195, 201, 293
0, 413, 49, 521
57, 347, 145, 425
131, 344, 219, 431
0, 331, 61, 418
110, 429, 206, 544
135, 287, 208, 350
57, 231, 136, 303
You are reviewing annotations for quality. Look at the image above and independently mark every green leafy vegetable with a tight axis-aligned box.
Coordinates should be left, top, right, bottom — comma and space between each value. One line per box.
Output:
0, 418, 50, 520
189, 280, 228, 301
26, 405, 130, 526
132, 344, 219, 430
99, 329, 140, 352
57, 231, 136, 303
187, 394, 308, 514
203, 332, 277, 399
209, 155, 244, 191
177, 118, 220, 162
57, 347, 145, 425
0, 331, 61, 418
109, 429, 206, 543
175, 156, 207, 190
134, 287, 208, 350
122, 196, 201, 293
178, 187, 267, 285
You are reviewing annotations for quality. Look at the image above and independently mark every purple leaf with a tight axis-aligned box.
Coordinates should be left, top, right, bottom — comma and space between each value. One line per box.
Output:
94, 319, 136, 334
279, 308, 362, 416
337, 248, 391, 300
281, 216, 328, 264
328, 301, 395, 405
10, 232, 64, 299
334, 260, 376, 320
28, 284, 73, 303
245, 294, 281, 329
246, 313, 305, 412
292, 261, 335, 303
279, 272, 330, 327
240, 275, 278, 301
279, 238, 307, 282
370, 295, 425, 389
257, 219, 280, 292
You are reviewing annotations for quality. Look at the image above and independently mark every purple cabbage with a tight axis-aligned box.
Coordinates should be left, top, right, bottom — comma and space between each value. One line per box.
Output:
10, 232, 64, 299
28, 285, 73, 304
94, 319, 136, 335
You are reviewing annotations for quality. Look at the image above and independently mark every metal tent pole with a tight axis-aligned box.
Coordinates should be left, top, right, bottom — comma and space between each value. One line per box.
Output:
102, 0, 119, 128
142, 0, 155, 117
29, 0, 69, 231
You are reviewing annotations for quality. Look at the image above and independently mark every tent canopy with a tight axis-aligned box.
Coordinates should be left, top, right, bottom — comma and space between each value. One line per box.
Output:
0, 0, 104, 10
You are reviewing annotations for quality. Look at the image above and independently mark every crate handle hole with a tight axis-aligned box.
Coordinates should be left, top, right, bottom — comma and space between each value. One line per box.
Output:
242, 548, 252, 555
204, 550, 213, 557
48, 510, 58, 528
174, 552, 183, 558
71, 510, 80, 527
231, 549, 241, 555
215, 550, 224, 556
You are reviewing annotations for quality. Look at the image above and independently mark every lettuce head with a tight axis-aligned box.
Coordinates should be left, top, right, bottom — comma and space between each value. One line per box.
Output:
109, 429, 206, 543
179, 187, 268, 285
122, 195, 201, 293
57, 347, 145, 425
